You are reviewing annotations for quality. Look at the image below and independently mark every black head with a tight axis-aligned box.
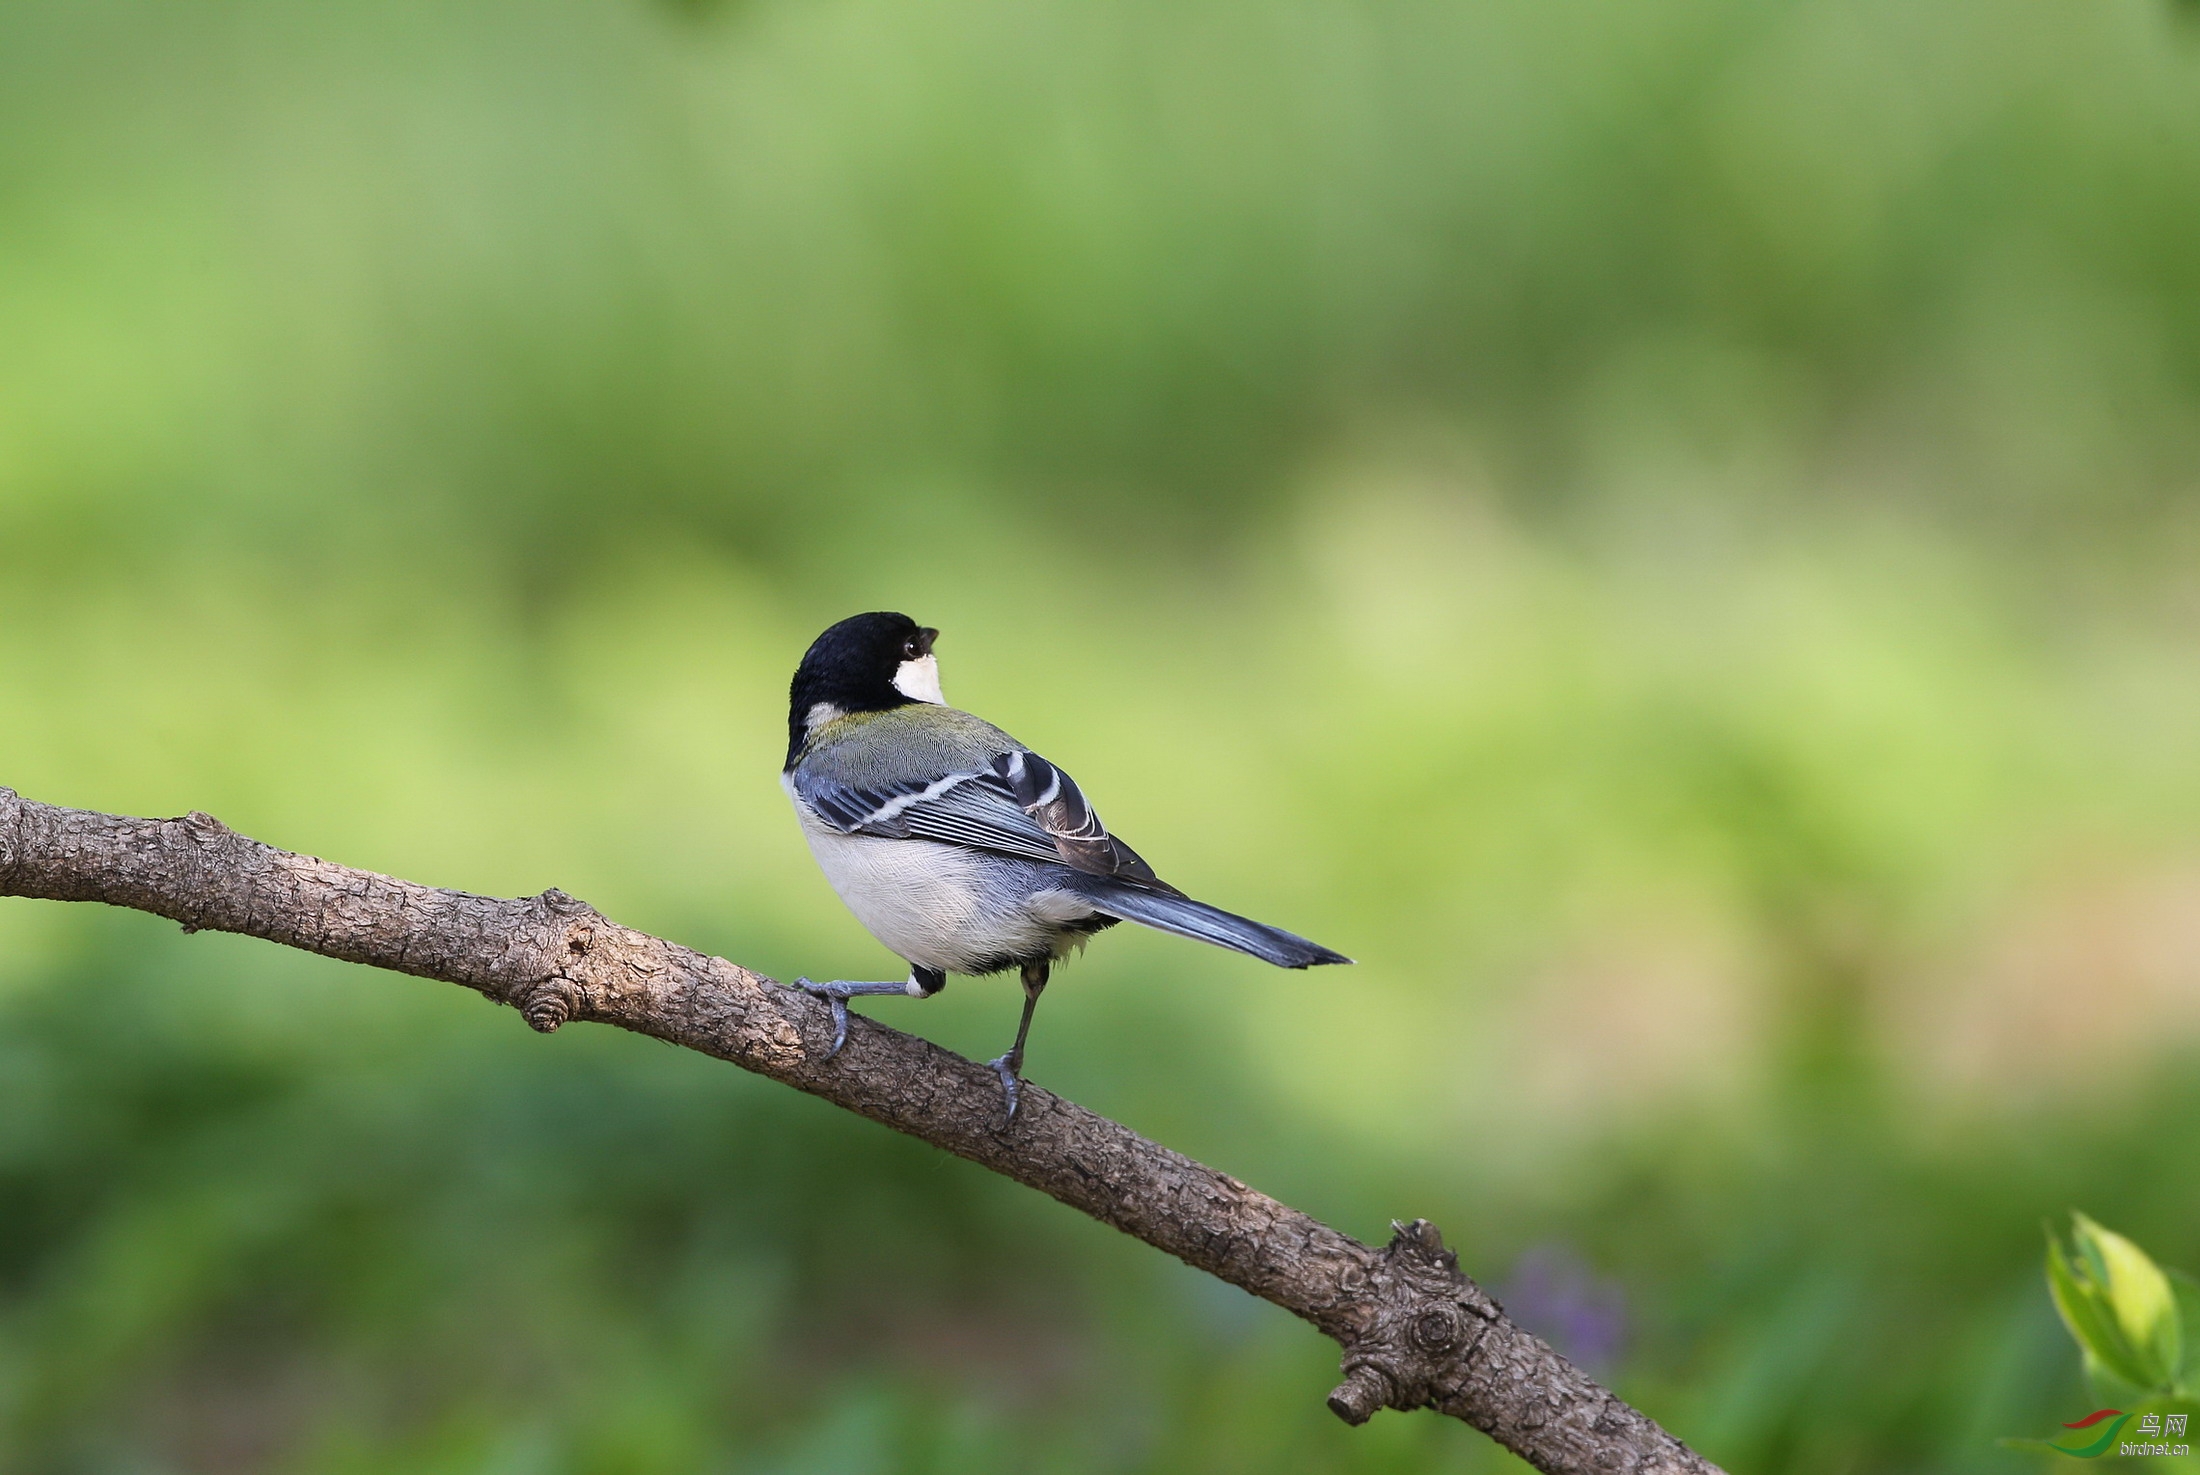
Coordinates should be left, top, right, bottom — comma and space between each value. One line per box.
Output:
787, 611, 940, 766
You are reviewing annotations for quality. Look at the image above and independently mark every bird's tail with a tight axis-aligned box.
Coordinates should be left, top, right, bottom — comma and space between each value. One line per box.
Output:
1079, 882, 1351, 968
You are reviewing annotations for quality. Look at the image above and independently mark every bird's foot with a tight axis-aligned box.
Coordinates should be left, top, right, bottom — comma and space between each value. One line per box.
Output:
792, 978, 912, 1057
987, 1052, 1024, 1121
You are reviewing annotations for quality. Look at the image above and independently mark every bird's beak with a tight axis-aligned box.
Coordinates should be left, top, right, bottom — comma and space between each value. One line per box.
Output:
915, 627, 939, 656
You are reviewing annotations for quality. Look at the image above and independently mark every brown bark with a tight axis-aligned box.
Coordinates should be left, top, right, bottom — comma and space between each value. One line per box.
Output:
0, 787, 1720, 1475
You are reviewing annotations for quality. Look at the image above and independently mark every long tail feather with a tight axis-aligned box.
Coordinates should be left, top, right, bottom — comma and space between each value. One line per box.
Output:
1079, 882, 1351, 968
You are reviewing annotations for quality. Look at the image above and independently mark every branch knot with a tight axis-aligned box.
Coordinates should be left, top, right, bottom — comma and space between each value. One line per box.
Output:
520, 976, 581, 1033
512, 890, 605, 1030
536, 887, 593, 916
1326, 1219, 1492, 1426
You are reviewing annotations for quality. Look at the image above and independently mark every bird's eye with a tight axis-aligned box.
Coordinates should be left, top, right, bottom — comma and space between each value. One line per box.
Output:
901, 639, 922, 661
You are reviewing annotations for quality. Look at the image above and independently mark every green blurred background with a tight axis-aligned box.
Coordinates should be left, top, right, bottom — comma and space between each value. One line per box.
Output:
5, 0, 2200, 1469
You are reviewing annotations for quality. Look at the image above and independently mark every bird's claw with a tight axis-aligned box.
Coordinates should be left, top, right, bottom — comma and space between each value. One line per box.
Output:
793, 978, 852, 1058
987, 1053, 1022, 1121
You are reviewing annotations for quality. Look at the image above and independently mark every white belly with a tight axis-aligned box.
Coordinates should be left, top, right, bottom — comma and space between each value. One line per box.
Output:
786, 781, 1095, 974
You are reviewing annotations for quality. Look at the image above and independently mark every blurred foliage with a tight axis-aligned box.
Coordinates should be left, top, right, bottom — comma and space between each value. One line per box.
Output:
2007, 1216, 2200, 1457
6, 0, 2200, 1470
2047, 1213, 2186, 1401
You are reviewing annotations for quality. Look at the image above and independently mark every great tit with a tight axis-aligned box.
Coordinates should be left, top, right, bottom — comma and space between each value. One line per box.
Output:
783, 611, 1350, 1117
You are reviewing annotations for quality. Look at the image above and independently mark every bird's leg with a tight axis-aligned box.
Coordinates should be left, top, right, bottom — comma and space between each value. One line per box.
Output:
795, 966, 945, 1057
987, 960, 1050, 1121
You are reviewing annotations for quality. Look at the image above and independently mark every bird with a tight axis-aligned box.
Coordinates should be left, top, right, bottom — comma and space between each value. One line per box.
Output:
782, 610, 1350, 1118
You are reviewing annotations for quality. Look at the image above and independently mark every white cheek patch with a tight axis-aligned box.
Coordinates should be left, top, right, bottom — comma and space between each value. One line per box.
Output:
892, 654, 945, 705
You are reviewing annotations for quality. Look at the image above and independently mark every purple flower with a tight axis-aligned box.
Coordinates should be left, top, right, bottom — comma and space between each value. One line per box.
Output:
1499, 1245, 1629, 1378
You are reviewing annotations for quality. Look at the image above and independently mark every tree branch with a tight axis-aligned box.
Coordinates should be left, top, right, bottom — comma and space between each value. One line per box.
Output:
0, 787, 1719, 1475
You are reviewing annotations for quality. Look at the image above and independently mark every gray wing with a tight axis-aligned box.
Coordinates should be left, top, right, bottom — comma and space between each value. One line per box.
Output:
792, 749, 1177, 892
